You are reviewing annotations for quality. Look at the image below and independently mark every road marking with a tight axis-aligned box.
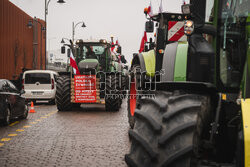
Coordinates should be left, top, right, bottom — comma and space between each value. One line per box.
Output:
16, 129, 24, 132
23, 126, 31, 128
9, 121, 19, 127
30, 122, 37, 124
8, 134, 17, 137
0, 143, 4, 147
36, 119, 41, 121
1, 138, 11, 142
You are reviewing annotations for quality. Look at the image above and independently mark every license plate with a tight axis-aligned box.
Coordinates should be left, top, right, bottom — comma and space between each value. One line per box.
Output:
32, 91, 44, 95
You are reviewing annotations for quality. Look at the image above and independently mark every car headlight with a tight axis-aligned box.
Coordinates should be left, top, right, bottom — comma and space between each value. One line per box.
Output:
184, 20, 194, 35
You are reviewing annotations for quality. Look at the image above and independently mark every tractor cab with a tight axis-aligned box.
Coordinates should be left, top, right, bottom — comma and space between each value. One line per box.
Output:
143, 12, 192, 72
74, 39, 112, 74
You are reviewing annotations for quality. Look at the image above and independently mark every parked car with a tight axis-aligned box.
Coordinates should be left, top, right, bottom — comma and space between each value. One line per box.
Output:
0, 79, 28, 125
22, 70, 59, 104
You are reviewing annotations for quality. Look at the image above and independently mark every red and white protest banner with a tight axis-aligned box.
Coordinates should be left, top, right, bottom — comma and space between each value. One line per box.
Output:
74, 75, 96, 103
168, 21, 187, 42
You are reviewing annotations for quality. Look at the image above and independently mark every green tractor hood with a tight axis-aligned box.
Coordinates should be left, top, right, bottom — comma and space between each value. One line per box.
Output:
78, 59, 100, 74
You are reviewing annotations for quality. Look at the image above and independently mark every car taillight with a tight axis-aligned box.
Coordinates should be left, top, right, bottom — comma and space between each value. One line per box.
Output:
22, 79, 24, 89
51, 79, 54, 90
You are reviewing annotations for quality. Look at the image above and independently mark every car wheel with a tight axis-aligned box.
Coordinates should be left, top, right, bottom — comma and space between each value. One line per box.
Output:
20, 105, 28, 119
3, 107, 11, 126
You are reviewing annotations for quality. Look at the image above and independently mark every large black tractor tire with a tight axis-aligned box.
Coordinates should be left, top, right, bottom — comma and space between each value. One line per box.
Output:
122, 75, 129, 95
105, 74, 122, 111
56, 75, 72, 111
125, 91, 212, 167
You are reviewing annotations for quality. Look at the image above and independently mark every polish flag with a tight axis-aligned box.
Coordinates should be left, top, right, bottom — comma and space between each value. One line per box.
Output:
70, 50, 80, 74
139, 31, 147, 53
148, 1, 153, 17
115, 39, 119, 46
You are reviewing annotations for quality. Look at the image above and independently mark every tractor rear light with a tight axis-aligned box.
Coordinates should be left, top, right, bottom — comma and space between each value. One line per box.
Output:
184, 20, 194, 35
51, 79, 54, 90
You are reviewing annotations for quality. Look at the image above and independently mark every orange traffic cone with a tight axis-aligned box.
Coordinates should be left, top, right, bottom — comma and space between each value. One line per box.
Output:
29, 101, 36, 113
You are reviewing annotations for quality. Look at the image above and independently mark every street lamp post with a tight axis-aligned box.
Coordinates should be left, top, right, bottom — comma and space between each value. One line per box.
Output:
45, 0, 66, 69
72, 21, 86, 43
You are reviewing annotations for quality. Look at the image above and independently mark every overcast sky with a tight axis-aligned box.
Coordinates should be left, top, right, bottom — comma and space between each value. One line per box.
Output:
9, 0, 185, 64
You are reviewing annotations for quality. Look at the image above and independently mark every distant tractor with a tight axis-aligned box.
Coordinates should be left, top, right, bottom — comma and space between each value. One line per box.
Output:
126, 0, 250, 166
56, 39, 127, 111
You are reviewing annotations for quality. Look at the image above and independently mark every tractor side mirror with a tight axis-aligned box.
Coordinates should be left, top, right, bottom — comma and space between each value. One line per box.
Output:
67, 48, 71, 58
117, 46, 122, 54
61, 46, 65, 54
145, 20, 154, 33
144, 45, 149, 52
121, 55, 127, 64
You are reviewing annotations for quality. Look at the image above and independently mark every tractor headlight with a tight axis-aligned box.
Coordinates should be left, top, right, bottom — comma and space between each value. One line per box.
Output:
184, 20, 194, 35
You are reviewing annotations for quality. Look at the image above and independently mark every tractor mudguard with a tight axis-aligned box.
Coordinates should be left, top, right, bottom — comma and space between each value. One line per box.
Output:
131, 53, 146, 73
131, 50, 156, 77
161, 42, 188, 82
141, 50, 156, 77
241, 99, 250, 167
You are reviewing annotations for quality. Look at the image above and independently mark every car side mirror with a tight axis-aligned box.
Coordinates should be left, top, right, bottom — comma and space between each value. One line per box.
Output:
67, 48, 71, 57
145, 20, 154, 33
20, 89, 25, 95
61, 46, 65, 54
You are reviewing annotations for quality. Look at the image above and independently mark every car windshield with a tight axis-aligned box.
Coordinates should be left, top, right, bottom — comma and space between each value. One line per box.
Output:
25, 73, 51, 84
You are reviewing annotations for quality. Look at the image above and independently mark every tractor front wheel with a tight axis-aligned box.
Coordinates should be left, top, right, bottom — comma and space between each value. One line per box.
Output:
105, 74, 121, 111
56, 75, 72, 111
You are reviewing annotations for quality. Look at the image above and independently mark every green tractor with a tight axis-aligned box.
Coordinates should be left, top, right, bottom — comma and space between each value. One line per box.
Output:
126, 0, 250, 166
56, 39, 127, 111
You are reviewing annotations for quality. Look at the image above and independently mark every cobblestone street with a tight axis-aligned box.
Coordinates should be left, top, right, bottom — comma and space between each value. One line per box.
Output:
0, 100, 130, 167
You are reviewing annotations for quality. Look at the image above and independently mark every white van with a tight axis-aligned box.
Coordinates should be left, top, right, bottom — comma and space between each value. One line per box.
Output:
22, 70, 59, 104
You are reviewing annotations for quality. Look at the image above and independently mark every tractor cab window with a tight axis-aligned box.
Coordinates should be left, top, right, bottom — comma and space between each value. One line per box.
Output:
154, 0, 190, 14
217, 0, 249, 88
206, 0, 214, 22
82, 45, 106, 60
